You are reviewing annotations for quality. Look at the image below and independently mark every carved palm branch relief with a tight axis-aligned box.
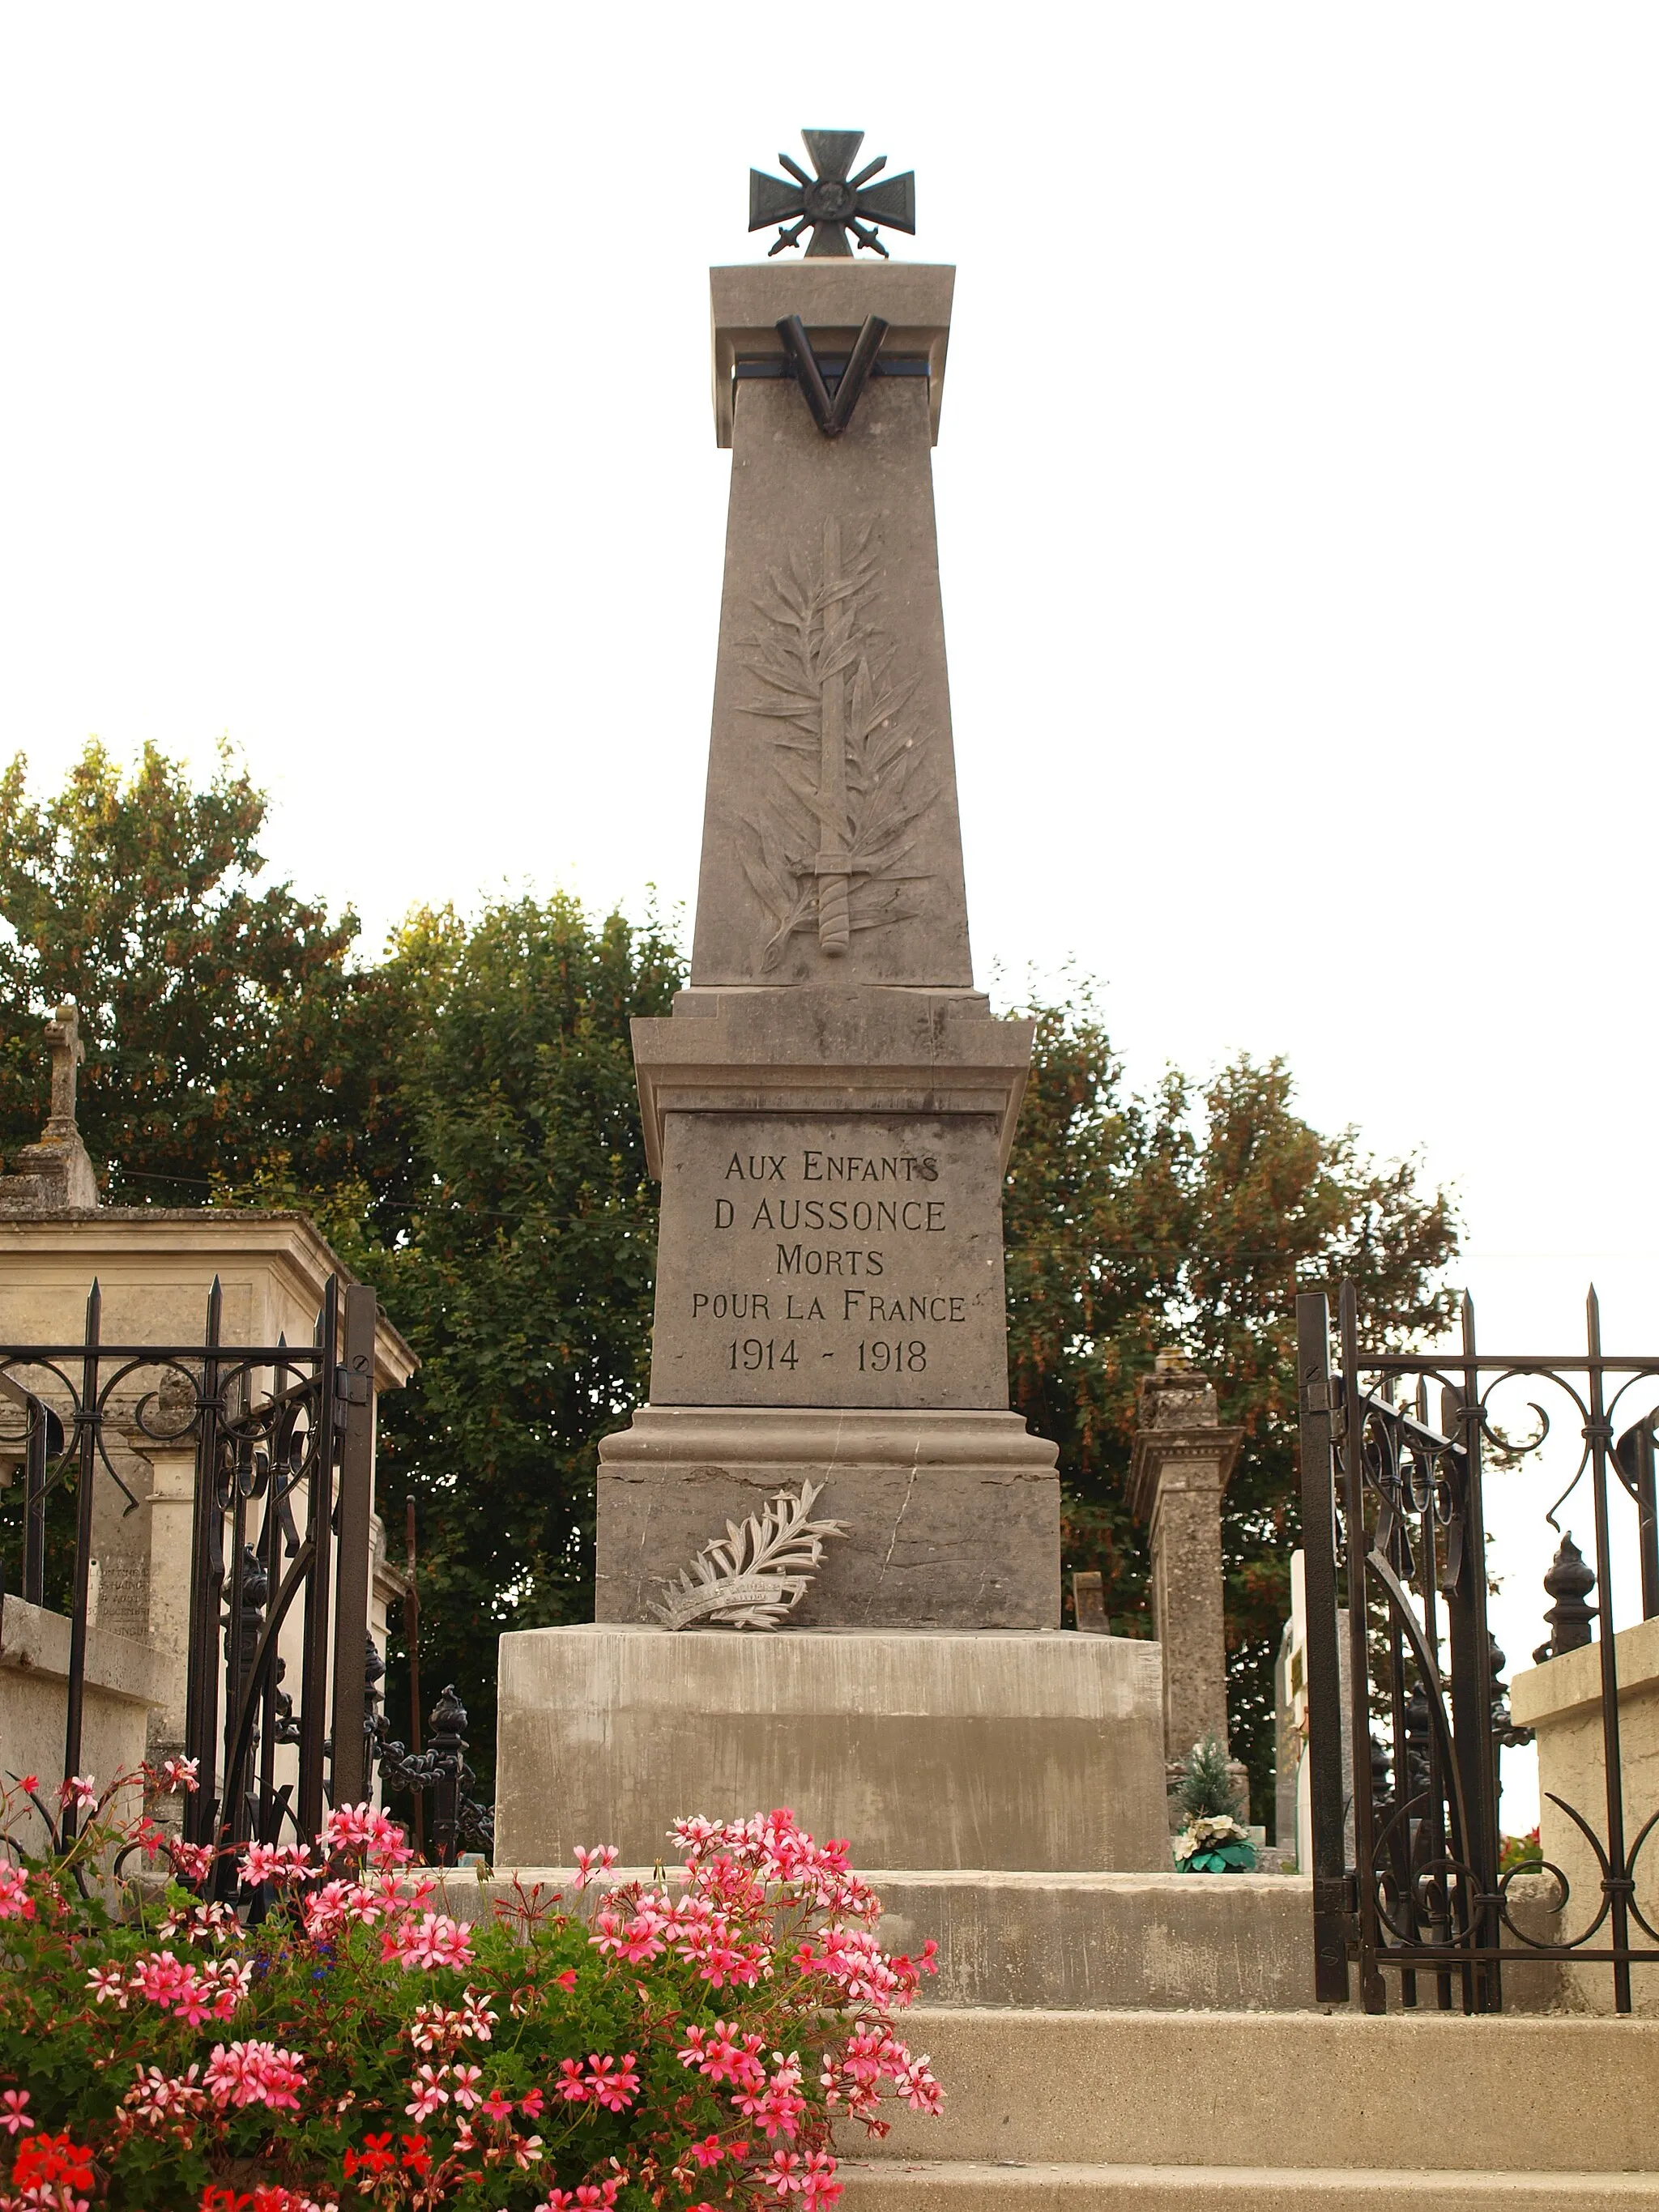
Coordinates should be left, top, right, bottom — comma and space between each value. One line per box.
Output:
650, 1478, 848, 1631
737, 518, 937, 970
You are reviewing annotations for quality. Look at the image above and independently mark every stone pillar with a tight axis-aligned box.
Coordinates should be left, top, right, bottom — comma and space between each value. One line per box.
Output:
1128, 1357, 1244, 1810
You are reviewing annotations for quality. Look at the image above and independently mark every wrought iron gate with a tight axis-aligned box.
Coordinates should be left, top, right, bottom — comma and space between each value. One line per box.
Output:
1297, 1281, 1659, 2012
1, 1276, 377, 1860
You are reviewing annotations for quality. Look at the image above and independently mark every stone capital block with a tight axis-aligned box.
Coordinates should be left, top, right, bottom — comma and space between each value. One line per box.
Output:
709, 262, 955, 447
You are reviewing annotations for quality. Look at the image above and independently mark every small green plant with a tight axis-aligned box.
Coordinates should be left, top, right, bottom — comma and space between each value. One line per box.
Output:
1171, 1738, 1256, 1873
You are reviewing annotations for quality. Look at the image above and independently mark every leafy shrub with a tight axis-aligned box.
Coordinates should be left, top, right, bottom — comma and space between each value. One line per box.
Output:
0, 1767, 940, 2209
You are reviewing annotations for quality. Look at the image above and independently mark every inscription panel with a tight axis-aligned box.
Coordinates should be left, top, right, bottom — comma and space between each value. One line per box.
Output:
650, 1112, 1009, 1409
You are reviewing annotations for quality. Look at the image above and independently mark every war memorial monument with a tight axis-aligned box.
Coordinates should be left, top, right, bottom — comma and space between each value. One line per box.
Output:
495, 131, 1167, 1875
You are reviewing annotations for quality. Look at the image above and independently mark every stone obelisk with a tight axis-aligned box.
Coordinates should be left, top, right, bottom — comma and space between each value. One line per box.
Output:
595, 250, 1060, 1630
493, 139, 1165, 1873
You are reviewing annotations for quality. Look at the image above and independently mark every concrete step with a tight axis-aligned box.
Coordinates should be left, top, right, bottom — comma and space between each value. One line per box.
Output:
838, 2162, 1659, 2210
479, 1866, 1322, 2012
877, 2008, 1659, 2172
872, 1870, 1316, 2011
477, 1865, 1567, 2014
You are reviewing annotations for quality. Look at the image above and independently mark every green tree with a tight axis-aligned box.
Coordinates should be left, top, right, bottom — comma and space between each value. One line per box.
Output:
358, 895, 683, 1792
1, 744, 1457, 1831
0, 739, 406, 1209
1001, 995, 1459, 1818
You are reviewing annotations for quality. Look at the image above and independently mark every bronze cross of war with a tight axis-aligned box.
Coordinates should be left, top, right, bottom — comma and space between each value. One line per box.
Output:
748, 130, 916, 258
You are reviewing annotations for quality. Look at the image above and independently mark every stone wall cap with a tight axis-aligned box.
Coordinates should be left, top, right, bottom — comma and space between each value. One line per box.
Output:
1128, 1425, 1246, 1522
1512, 1612, 1659, 1729
0, 1593, 166, 1707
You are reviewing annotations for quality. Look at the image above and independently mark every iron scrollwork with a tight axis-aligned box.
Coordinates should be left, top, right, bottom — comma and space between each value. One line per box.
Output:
1299, 1281, 1659, 2014
365, 1645, 493, 1867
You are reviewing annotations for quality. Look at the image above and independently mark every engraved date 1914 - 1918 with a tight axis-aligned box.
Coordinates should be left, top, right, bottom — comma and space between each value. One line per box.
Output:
726, 1336, 928, 1373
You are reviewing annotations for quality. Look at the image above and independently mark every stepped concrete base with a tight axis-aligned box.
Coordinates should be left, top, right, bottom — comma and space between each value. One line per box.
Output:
493, 1625, 1166, 1871
439, 1865, 1312, 2010
437, 1865, 1570, 2014
876, 2009, 1659, 2172
839, 2163, 1659, 2210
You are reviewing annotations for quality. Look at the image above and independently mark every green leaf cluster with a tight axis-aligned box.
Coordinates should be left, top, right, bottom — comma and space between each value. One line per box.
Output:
0, 741, 403, 1210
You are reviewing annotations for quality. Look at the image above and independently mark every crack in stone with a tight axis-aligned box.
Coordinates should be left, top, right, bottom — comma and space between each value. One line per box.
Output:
879, 1450, 921, 1582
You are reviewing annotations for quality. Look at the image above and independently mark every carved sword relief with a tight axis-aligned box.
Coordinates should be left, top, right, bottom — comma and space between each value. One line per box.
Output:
737, 518, 937, 970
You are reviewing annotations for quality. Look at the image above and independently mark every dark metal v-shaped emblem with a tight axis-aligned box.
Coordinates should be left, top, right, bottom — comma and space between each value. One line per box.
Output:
776, 314, 889, 439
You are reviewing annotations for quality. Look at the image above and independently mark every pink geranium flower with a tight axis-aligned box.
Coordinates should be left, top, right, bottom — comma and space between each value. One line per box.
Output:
388, 1912, 475, 1974
405, 2064, 449, 2121
203, 2038, 306, 2112
571, 1843, 619, 1890
0, 2088, 32, 2136
0, 1865, 36, 1923
586, 2053, 640, 2112
239, 1841, 313, 1887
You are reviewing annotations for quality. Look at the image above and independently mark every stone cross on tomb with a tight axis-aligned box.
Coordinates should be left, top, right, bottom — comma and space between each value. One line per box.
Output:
0, 1001, 97, 1213
44, 1002, 84, 1136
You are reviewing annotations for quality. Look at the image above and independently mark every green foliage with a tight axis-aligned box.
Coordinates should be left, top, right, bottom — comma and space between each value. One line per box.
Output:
0, 739, 412, 1211
1499, 1826, 1543, 1877
1175, 1736, 1239, 1824
1002, 992, 1459, 1826
356, 897, 683, 1795
0, 1778, 933, 2206
0, 747, 1458, 1842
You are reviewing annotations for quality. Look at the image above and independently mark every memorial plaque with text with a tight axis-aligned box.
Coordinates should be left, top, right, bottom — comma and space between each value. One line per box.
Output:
650, 1111, 1009, 1409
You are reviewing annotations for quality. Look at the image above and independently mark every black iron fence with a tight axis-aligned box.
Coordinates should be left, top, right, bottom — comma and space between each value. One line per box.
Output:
1298, 1281, 1659, 2012
0, 1276, 489, 1870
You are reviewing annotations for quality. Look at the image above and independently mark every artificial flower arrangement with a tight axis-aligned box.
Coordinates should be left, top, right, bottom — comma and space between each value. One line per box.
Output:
0, 1762, 941, 2210
1169, 1737, 1256, 1873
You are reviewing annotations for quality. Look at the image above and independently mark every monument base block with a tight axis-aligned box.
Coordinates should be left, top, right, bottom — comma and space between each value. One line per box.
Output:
493, 1624, 1166, 1873
596, 1407, 1060, 1629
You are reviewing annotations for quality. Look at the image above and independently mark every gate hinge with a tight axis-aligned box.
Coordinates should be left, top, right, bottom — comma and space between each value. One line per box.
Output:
334, 1367, 371, 1408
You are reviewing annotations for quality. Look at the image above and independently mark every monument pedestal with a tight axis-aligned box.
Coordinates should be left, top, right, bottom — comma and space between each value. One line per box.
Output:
494, 1624, 1166, 1873
597, 1407, 1058, 1628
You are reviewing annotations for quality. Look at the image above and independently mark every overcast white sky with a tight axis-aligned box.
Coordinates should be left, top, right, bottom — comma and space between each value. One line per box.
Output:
3, 7, 1657, 1816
